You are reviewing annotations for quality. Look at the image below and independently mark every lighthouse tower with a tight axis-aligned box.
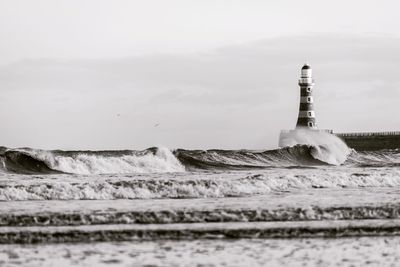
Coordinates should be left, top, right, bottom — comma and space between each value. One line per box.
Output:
278, 64, 331, 147
296, 64, 317, 129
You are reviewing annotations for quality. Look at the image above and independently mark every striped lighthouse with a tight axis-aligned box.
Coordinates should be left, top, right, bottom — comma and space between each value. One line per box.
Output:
296, 64, 317, 129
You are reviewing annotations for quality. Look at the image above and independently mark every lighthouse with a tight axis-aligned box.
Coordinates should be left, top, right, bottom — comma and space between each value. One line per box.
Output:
278, 63, 321, 147
296, 64, 317, 129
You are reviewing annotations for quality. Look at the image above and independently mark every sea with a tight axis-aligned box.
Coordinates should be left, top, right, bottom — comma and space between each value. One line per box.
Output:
0, 130, 400, 266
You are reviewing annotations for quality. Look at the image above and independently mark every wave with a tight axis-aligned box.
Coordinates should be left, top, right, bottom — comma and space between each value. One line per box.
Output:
2, 204, 400, 227
0, 145, 322, 174
174, 145, 328, 171
2, 170, 400, 200
2, 219, 400, 243
279, 128, 351, 165
0, 147, 185, 174
0, 145, 335, 174
0, 145, 399, 175
346, 149, 400, 167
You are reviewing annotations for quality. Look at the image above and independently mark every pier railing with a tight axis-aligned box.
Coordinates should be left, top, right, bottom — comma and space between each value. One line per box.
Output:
280, 129, 400, 137
335, 131, 400, 138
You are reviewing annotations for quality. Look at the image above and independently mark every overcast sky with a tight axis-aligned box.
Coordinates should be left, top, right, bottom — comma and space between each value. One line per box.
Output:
0, 0, 399, 150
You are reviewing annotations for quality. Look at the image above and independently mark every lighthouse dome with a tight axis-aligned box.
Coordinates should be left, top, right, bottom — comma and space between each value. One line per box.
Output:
301, 63, 312, 78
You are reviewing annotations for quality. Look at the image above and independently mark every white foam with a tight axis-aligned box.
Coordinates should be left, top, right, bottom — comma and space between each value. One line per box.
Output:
1, 168, 400, 201
22, 147, 185, 174
280, 129, 351, 165
0, 158, 5, 173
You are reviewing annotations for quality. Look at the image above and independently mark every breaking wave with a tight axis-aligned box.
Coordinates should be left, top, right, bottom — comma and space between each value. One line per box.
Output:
0, 145, 399, 175
2, 204, 400, 227
279, 129, 351, 165
0, 147, 185, 175
0, 145, 331, 174
1, 170, 400, 201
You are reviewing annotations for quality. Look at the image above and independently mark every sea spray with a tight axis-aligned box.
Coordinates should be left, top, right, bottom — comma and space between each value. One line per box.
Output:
279, 129, 351, 165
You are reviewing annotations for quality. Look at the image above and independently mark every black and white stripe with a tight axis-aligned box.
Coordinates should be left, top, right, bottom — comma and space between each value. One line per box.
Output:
296, 64, 316, 128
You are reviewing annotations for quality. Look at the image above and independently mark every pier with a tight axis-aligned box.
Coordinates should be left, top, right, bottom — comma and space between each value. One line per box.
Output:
336, 131, 400, 138
335, 131, 400, 151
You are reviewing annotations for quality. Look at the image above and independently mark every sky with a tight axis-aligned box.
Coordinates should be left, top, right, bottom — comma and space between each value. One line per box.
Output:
0, 0, 399, 150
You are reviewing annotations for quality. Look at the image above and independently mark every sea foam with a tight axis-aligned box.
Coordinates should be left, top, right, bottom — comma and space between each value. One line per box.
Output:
1, 168, 400, 201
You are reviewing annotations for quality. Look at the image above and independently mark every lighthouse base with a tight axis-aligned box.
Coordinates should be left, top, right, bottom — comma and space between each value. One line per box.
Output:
278, 129, 333, 148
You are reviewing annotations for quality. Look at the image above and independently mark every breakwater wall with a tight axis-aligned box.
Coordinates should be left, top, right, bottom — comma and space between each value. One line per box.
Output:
335, 131, 400, 151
